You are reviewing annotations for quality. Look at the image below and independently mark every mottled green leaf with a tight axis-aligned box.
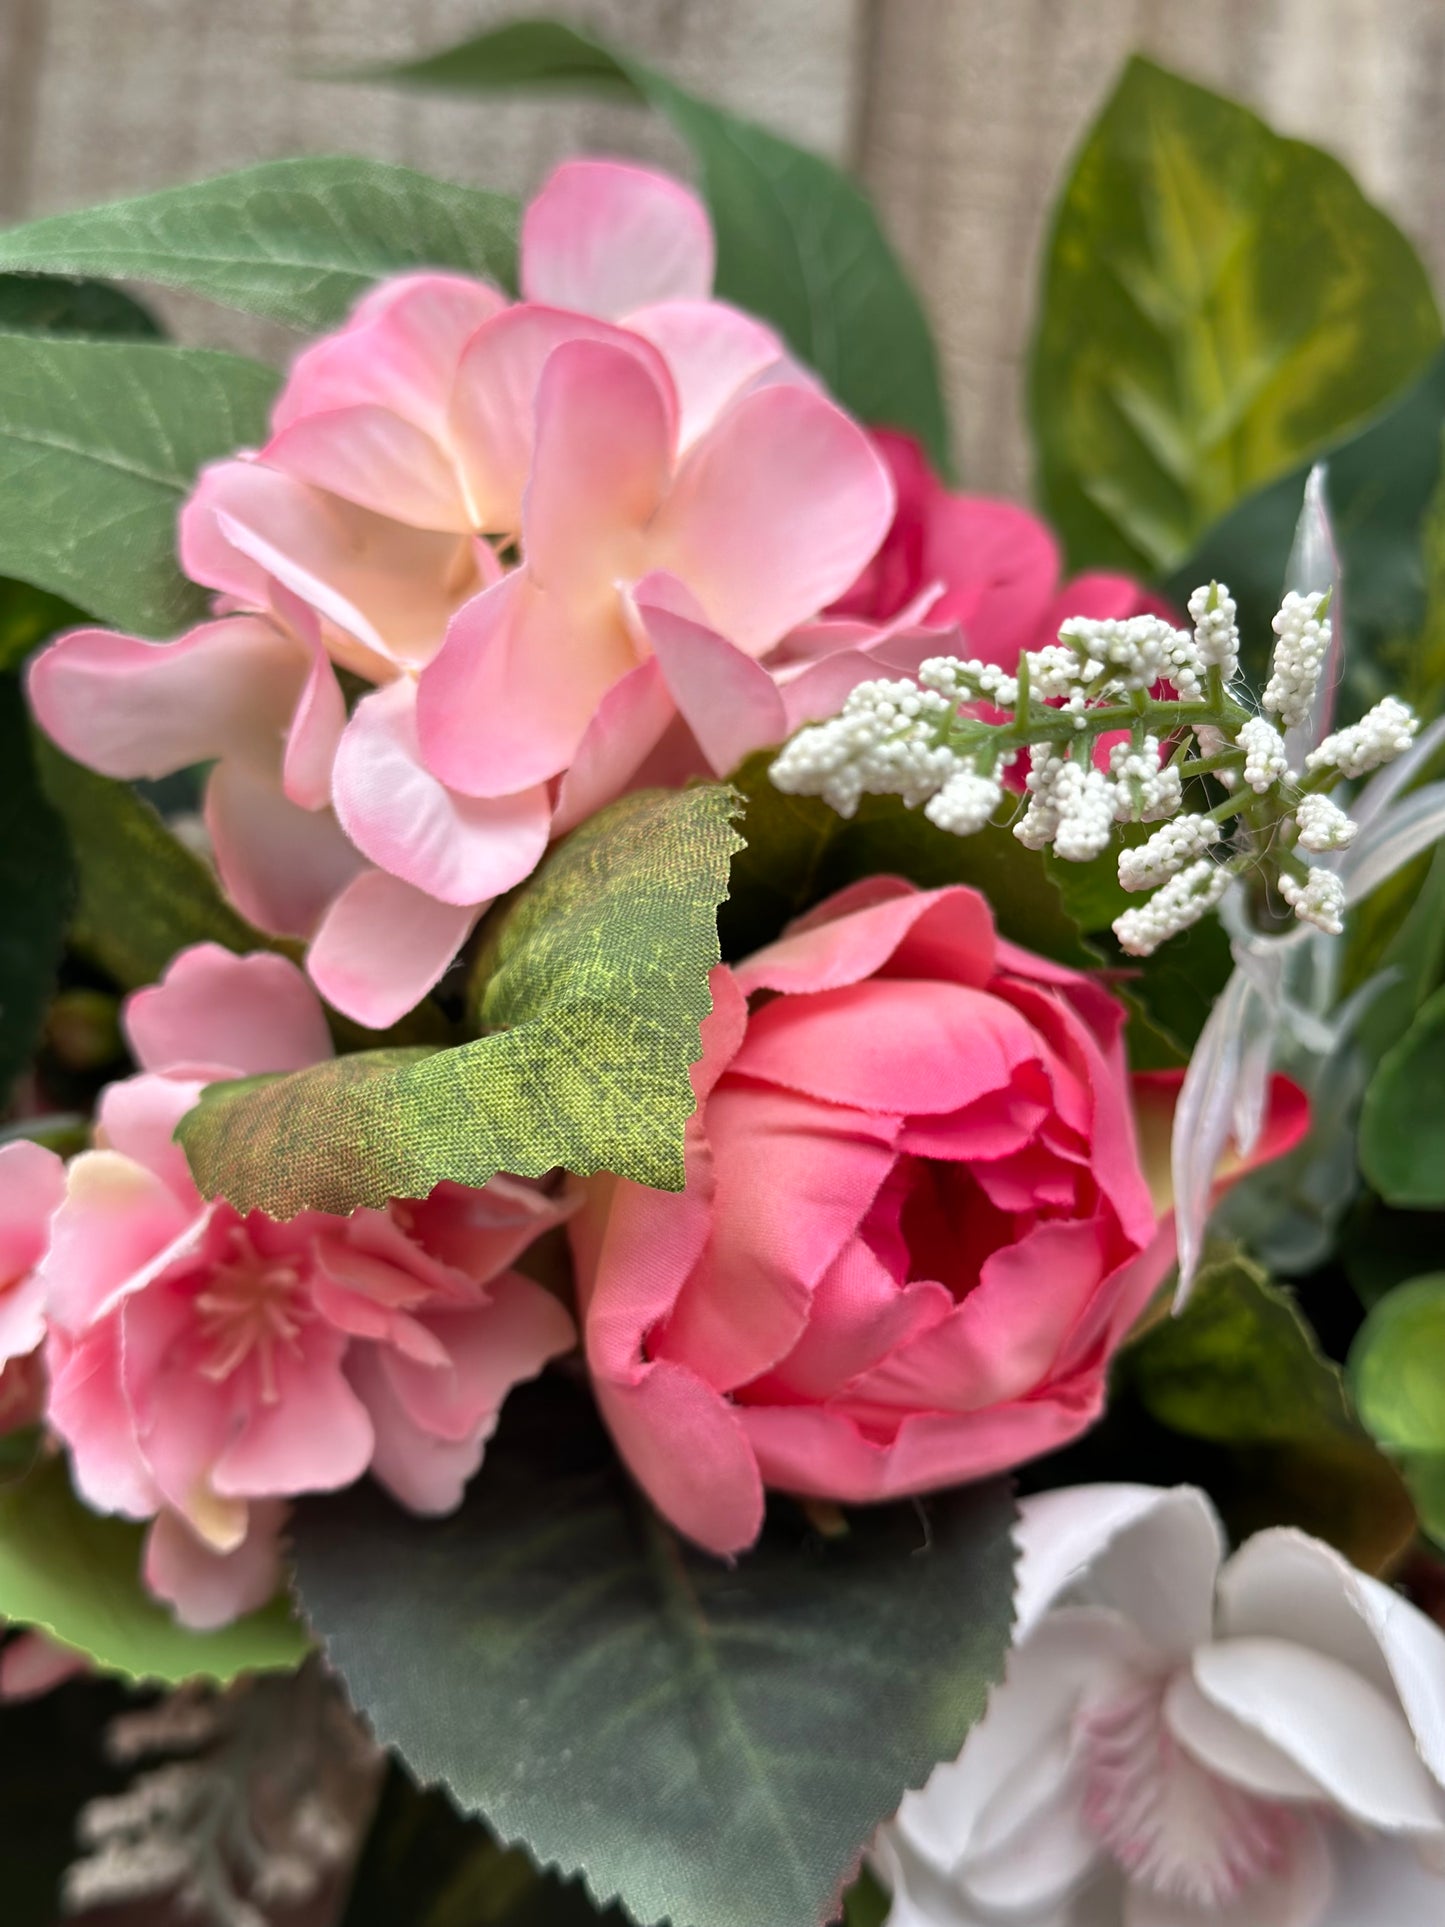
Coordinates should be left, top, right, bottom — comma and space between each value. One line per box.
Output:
1032, 57, 1441, 575
0, 1455, 308, 1685
1350, 1273, 1445, 1548
1359, 984, 1445, 1206
0, 332, 277, 635
180, 786, 741, 1217
0, 160, 519, 332
0, 271, 160, 339
339, 18, 952, 469
298, 1378, 1016, 1927
721, 751, 1090, 966
0, 681, 71, 1100
1128, 1252, 1414, 1569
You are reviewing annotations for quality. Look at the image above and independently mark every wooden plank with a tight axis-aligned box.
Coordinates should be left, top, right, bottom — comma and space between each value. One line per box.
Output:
858, 0, 1445, 496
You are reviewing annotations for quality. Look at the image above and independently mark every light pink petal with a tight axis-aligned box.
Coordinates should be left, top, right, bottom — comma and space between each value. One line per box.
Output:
449, 304, 675, 534
39, 1151, 199, 1335
181, 461, 478, 674
347, 1341, 492, 1515
0, 1138, 65, 1283
650, 384, 895, 656
266, 404, 471, 530
306, 867, 481, 1029
625, 299, 789, 447
204, 761, 365, 941
28, 617, 303, 779
634, 585, 786, 775
45, 1324, 161, 1517
0, 1632, 89, 1699
523, 338, 674, 601
595, 1362, 763, 1556
417, 570, 637, 799
94, 1074, 207, 1204
0, 1274, 44, 1368
522, 159, 714, 318
125, 945, 332, 1079
551, 657, 678, 835
272, 272, 506, 437
405, 1177, 575, 1286
211, 1340, 374, 1498
922, 496, 1060, 667
733, 882, 997, 999
334, 679, 551, 906
281, 632, 348, 810
143, 1502, 287, 1631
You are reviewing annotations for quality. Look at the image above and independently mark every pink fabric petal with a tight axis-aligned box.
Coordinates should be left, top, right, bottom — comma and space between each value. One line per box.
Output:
46, 1322, 161, 1518
733, 882, 997, 998
524, 338, 674, 603
347, 1341, 492, 1515
306, 867, 481, 1029
634, 586, 787, 775
449, 304, 675, 534
925, 495, 1060, 665
39, 1151, 199, 1335
125, 945, 333, 1080
417, 570, 637, 799
94, 1074, 207, 1205
211, 1339, 374, 1498
28, 617, 304, 779
761, 1241, 954, 1402
402, 1177, 575, 1288
0, 1273, 44, 1369
0, 1632, 89, 1700
334, 679, 551, 906
595, 1362, 763, 1556
0, 1138, 64, 1282
625, 299, 789, 447
522, 159, 714, 318
550, 657, 677, 835
281, 631, 348, 811
651, 383, 896, 656
266, 404, 471, 530
272, 272, 506, 437
143, 1501, 287, 1631
204, 761, 364, 941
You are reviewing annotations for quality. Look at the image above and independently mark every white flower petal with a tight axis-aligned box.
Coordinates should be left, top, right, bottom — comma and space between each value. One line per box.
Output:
1123, 1815, 1332, 1926
1320, 1831, 1445, 1926
1163, 1669, 1323, 1802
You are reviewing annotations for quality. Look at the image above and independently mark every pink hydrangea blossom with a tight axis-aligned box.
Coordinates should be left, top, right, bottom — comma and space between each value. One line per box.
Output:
37, 944, 575, 1628
570, 880, 1307, 1557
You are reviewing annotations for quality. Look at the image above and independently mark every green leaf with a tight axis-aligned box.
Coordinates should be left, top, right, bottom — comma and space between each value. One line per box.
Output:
338, 19, 952, 469
1031, 57, 1441, 575
1359, 984, 1445, 1206
180, 786, 742, 1217
0, 159, 519, 333
0, 271, 160, 339
0, 1454, 309, 1684
720, 751, 1091, 967
1127, 1252, 1415, 1569
297, 1377, 1017, 1927
1165, 349, 1445, 716
0, 332, 278, 636
0, 681, 70, 1100
0, 578, 86, 673
1350, 1274, 1445, 1547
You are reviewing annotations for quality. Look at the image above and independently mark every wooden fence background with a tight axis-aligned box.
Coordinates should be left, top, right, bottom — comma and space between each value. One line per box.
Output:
5, 0, 1445, 496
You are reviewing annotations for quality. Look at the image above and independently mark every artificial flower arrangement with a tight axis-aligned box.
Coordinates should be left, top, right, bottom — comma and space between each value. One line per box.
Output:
2, 20, 1445, 1927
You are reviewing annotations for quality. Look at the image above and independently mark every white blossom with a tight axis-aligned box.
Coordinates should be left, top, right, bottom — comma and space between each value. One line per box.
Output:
1237, 715, 1290, 794
1293, 793, 1356, 854
1012, 750, 1116, 860
1109, 736, 1183, 822
1279, 866, 1347, 935
1117, 813, 1220, 892
1306, 695, 1419, 781
917, 656, 1017, 707
1186, 580, 1240, 688
924, 764, 1003, 835
1113, 859, 1230, 956
877, 1485, 1445, 1927
1263, 589, 1332, 728
768, 678, 957, 816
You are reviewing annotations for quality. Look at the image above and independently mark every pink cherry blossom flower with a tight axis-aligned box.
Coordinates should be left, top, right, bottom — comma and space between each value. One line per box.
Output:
878, 1485, 1445, 1925
38, 945, 575, 1628
0, 1138, 65, 1431
569, 880, 1306, 1558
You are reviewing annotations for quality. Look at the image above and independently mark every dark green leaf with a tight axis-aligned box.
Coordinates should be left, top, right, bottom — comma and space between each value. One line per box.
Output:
0, 681, 70, 1100
0, 1455, 308, 1684
1032, 57, 1441, 575
1127, 1252, 1415, 1569
1164, 350, 1445, 716
0, 271, 160, 339
180, 786, 742, 1217
338, 19, 952, 469
0, 332, 278, 635
0, 159, 519, 332
298, 1377, 1016, 1927
1359, 984, 1445, 1206
720, 751, 1090, 966
1350, 843, 1445, 1065
1350, 1273, 1445, 1548
0, 577, 85, 673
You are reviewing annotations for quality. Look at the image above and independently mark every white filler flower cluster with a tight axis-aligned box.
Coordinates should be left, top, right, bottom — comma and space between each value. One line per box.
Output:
770, 582, 1421, 957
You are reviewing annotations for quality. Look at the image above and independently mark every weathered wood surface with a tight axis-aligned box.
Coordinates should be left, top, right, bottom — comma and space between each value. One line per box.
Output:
4, 0, 1445, 494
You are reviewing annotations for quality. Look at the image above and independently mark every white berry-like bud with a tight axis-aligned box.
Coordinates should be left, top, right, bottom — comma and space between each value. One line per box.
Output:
1263, 590, 1331, 729
1305, 695, 1419, 781
1117, 814, 1221, 892
924, 764, 1003, 835
1279, 867, 1347, 935
1186, 581, 1240, 687
1113, 860, 1231, 956
1293, 793, 1356, 853
1237, 716, 1290, 794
